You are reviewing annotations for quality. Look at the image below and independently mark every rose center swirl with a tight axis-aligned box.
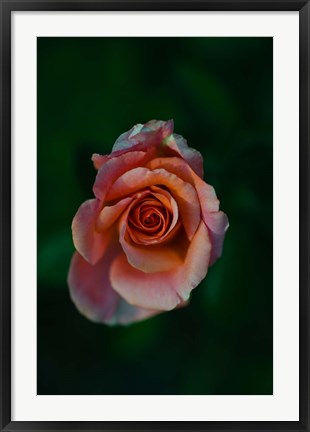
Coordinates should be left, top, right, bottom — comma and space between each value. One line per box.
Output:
126, 194, 175, 245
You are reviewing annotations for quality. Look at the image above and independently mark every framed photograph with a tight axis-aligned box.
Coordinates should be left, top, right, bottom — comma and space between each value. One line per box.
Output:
1, 0, 309, 431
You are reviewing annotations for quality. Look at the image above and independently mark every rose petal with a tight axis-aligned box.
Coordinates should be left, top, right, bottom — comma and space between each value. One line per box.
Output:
163, 133, 204, 178
72, 199, 109, 264
92, 153, 109, 170
68, 250, 119, 324
111, 123, 144, 151
119, 208, 186, 273
144, 119, 174, 135
127, 189, 181, 246
91, 125, 145, 171
93, 151, 148, 201
112, 119, 174, 153
149, 186, 174, 211
128, 204, 167, 241
113, 300, 161, 325
96, 196, 133, 232
128, 220, 181, 246
175, 221, 212, 301
91, 120, 174, 172
146, 158, 229, 264
115, 188, 173, 239
150, 186, 179, 234
110, 254, 183, 311
204, 211, 229, 264
68, 250, 159, 325
107, 167, 200, 240
110, 221, 211, 310
146, 157, 219, 213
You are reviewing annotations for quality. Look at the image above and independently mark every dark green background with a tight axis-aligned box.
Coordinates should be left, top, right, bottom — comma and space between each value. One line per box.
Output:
37, 37, 273, 395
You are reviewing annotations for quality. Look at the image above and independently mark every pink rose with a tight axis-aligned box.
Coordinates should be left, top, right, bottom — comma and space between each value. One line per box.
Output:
68, 120, 229, 325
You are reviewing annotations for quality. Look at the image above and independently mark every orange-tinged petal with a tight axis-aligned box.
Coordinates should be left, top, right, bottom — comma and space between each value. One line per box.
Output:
68, 250, 159, 325
112, 123, 144, 152
91, 153, 109, 170
110, 221, 211, 310
145, 157, 229, 263
107, 167, 200, 240
110, 253, 183, 311
96, 196, 132, 232
175, 221, 212, 300
146, 157, 219, 212
68, 250, 120, 324
127, 192, 181, 246
93, 151, 148, 201
112, 120, 173, 153
112, 300, 161, 325
119, 208, 186, 273
150, 186, 179, 234
162, 133, 204, 178
204, 211, 229, 264
72, 199, 109, 265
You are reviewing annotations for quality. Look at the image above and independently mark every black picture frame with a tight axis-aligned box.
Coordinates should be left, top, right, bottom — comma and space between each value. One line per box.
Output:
1, 0, 309, 431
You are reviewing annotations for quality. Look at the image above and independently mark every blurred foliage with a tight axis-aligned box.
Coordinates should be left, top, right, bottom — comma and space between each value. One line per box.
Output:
37, 37, 273, 395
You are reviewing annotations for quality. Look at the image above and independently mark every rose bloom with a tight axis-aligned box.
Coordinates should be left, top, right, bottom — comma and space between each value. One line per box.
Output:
68, 120, 228, 325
